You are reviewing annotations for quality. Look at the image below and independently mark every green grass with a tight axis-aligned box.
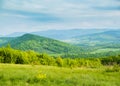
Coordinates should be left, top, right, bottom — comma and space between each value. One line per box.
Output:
0, 63, 120, 86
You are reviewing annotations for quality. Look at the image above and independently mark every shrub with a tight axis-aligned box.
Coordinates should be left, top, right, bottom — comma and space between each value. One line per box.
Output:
105, 64, 120, 72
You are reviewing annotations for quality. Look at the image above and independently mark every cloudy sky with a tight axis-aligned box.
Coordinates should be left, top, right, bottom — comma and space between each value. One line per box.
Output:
0, 0, 120, 35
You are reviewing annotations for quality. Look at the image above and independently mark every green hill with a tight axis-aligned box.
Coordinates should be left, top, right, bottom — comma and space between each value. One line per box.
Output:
1, 34, 81, 54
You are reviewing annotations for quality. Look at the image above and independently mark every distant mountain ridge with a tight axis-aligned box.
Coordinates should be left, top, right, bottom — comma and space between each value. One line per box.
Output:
5, 32, 27, 37
66, 30, 120, 47
5, 29, 109, 39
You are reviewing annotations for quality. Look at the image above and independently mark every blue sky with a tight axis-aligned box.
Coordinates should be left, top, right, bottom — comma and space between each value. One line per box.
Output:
0, 0, 120, 35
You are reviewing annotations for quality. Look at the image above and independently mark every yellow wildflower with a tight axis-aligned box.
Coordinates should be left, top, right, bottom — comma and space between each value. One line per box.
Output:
36, 73, 46, 79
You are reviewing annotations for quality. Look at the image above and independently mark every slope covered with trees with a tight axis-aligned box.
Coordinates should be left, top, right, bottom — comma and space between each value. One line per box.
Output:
0, 37, 14, 45
1, 34, 81, 54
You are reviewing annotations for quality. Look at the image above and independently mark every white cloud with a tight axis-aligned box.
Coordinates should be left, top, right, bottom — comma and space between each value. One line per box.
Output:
0, 0, 120, 35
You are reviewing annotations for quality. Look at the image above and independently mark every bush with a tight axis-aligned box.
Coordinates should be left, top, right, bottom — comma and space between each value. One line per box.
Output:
105, 64, 120, 72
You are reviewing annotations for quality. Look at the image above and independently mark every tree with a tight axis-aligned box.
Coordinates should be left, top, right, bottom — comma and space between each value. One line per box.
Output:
56, 56, 63, 67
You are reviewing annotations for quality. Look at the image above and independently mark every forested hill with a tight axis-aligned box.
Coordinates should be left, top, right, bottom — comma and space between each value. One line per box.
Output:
0, 34, 81, 54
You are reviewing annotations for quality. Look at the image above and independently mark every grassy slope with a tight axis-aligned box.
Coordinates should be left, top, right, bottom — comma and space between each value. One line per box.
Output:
0, 64, 120, 86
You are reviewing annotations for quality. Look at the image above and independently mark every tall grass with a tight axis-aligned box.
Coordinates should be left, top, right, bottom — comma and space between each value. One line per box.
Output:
0, 63, 120, 86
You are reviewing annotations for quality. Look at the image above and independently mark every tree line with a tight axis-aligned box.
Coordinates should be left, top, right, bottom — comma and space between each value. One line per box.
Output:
0, 45, 120, 68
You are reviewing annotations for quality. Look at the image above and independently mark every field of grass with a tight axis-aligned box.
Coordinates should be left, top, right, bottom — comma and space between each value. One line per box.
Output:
0, 63, 120, 86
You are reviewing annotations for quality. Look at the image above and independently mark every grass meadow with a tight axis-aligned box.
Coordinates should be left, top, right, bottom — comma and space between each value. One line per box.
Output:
0, 63, 120, 86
